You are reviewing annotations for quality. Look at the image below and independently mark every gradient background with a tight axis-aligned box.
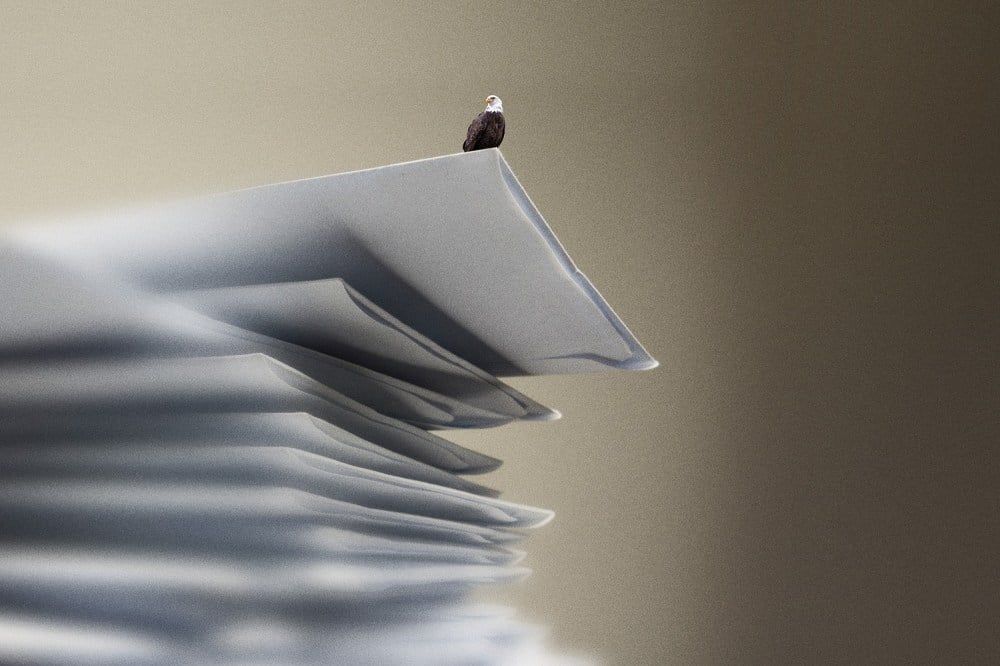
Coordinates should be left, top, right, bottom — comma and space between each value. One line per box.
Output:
1, 2, 994, 663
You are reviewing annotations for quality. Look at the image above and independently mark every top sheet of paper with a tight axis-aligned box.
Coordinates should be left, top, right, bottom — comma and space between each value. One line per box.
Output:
9, 150, 655, 376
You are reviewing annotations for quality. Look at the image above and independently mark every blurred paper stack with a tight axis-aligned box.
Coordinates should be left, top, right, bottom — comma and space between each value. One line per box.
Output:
0, 149, 654, 664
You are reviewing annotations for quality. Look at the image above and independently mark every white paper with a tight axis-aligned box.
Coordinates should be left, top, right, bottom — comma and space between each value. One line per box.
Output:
173, 277, 557, 420
0, 245, 542, 429
8, 150, 656, 375
0, 353, 500, 473
0, 445, 552, 528
0, 411, 494, 495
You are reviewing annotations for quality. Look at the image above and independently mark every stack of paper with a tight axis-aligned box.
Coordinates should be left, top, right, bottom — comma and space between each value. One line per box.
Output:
0, 149, 653, 664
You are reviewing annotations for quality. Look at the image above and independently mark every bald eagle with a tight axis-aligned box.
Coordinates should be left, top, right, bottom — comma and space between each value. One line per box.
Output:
463, 95, 505, 152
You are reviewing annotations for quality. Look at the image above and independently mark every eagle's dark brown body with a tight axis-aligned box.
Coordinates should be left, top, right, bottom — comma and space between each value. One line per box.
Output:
463, 111, 505, 152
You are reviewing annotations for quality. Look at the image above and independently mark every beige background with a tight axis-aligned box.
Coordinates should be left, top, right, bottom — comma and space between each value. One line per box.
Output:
1, 2, 994, 664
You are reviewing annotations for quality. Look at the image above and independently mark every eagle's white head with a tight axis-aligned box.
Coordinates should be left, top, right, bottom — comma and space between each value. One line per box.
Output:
484, 95, 503, 113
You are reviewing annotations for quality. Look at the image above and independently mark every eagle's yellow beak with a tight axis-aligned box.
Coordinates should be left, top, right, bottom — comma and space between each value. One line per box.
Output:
484, 97, 490, 104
